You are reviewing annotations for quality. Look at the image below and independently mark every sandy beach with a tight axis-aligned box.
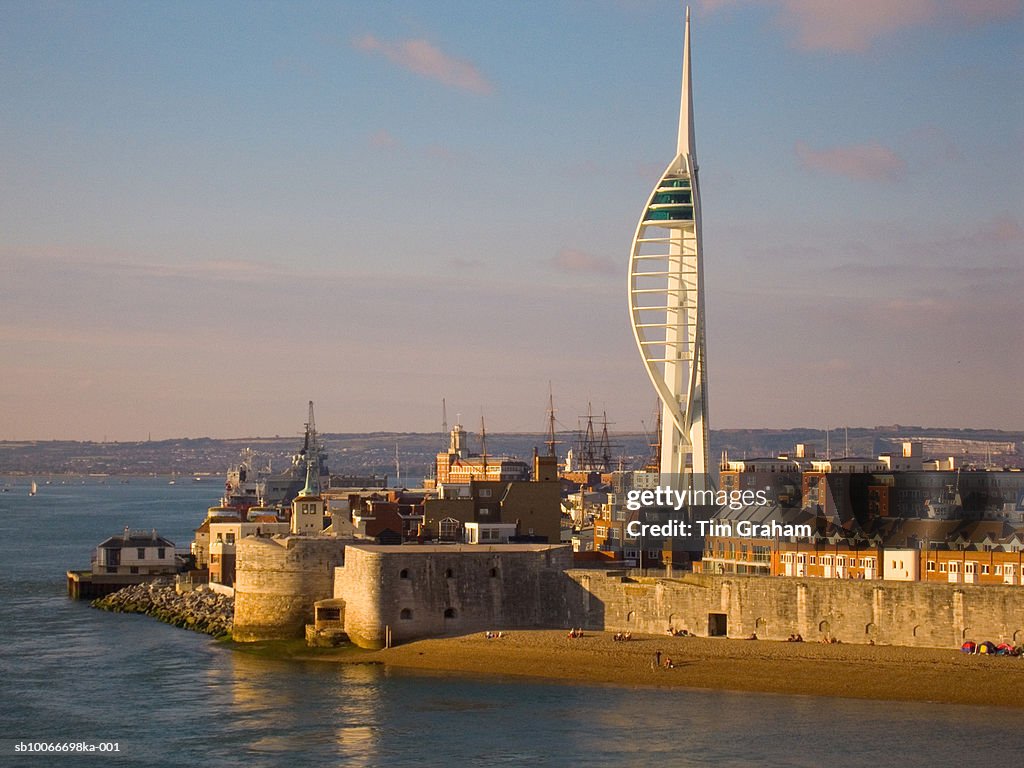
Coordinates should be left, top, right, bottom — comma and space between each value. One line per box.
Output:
309, 630, 1024, 708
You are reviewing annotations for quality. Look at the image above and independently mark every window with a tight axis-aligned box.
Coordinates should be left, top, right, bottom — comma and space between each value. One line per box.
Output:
439, 518, 460, 541
981, 564, 990, 575
995, 565, 1003, 575
226, 533, 235, 544
445, 568, 454, 579
489, 567, 498, 578
400, 609, 413, 620
444, 608, 457, 619
927, 561, 936, 572
596, 526, 607, 539
809, 556, 816, 565
158, 548, 165, 559
137, 548, 145, 559
399, 569, 410, 580
130, 567, 139, 574
940, 562, 947, 572
479, 489, 491, 498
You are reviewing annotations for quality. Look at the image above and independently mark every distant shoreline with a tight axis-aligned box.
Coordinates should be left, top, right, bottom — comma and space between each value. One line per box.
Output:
295, 630, 1024, 708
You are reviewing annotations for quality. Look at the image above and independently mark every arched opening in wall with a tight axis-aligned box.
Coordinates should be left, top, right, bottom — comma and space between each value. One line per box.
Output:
489, 567, 498, 578
962, 627, 971, 639
399, 569, 409, 580
445, 568, 454, 579
626, 610, 635, 624
913, 625, 922, 637
1014, 629, 1024, 643
818, 620, 830, 637
755, 617, 767, 634
444, 607, 457, 618
865, 622, 878, 639
400, 609, 413, 620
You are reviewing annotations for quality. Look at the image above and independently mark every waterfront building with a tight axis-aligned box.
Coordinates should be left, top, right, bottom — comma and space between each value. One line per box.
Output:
191, 514, 239, 570
208, 518, 289, 586
92, 527, 178, 577
628, 7, 710, 485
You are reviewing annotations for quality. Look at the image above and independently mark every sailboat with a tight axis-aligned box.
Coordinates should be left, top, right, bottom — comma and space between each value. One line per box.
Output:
29, 481, 38, 496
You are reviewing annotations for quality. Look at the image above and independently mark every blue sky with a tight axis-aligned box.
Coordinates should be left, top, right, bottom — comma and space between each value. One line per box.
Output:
1, 0, 1021, 441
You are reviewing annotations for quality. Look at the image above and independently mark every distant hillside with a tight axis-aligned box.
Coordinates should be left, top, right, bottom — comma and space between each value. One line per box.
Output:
0, 426, 1020, 477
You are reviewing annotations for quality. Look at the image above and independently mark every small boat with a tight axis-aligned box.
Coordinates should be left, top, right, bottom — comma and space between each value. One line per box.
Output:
29, 481, 38, 496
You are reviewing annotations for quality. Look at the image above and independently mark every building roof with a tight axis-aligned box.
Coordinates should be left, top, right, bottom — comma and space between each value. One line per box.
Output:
97, 532, 175, 549
347, 543, 567, 554
194, 515, 240, 533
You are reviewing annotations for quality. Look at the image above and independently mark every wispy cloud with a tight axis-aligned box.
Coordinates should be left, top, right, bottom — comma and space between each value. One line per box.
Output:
370, 129, 400, 149
977, 213, 1024, 243
795, 140, 906, 181
547, 248, 617, 275
353, 35, 493, 94
701, 0, 1023, 52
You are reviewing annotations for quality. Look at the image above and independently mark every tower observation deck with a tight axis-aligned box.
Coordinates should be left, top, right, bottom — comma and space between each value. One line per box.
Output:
628, 7, 710, 489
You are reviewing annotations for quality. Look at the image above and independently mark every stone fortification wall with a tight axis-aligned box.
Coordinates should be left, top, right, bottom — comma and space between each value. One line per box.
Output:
232, 536, 346, 641
337, 544, 575, 648
566, 571, 1024, 648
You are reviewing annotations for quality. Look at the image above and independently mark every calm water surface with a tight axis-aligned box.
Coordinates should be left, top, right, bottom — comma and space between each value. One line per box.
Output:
0, 478, 1020, 766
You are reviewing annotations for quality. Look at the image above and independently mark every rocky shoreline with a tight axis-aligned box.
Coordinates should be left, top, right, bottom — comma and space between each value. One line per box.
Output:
91, 581, 233, 638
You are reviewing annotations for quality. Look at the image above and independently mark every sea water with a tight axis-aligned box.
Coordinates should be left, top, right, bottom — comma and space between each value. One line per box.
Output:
0, 478, 1019, 766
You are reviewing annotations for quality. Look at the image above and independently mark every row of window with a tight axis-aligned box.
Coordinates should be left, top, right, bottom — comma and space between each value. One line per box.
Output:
925, 561, 1019, 575
780, 554, 877, 568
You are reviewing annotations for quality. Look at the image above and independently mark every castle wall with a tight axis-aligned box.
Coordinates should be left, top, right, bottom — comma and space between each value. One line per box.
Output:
336, 544, 574, 648
231, 537, 1024, 649
232, 536, 346, 641
565, 571, 1024, 648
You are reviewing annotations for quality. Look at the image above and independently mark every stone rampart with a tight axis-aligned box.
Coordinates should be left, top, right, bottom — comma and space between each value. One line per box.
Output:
336, 544, 575, 648
566, 571, 1024, 648
232, 536, 346, 641
229, 537, 1024, 649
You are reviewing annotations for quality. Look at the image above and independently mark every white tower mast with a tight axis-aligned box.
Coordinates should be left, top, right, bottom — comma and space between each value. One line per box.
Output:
628, 7, 710, 490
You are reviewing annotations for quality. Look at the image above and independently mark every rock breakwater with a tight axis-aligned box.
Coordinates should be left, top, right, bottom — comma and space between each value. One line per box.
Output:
92, 581, 233, 638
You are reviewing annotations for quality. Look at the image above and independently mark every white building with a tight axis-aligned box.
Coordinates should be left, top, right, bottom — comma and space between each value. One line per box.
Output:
93, 528, 177, 576
882, 548, 920, 581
